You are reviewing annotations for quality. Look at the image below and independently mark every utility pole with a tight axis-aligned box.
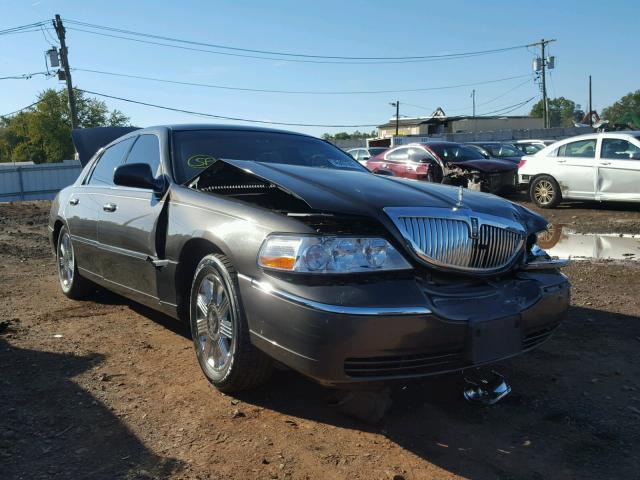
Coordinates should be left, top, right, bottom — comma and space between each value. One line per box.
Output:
471, 89, 476, 118
389, 101, 400, 136
52, 14, 79, 129
588, 75, 593, 127
532, 38, 556, 129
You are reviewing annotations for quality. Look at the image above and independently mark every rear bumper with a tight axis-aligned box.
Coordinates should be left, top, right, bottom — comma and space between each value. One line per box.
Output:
238, 270, 570, 387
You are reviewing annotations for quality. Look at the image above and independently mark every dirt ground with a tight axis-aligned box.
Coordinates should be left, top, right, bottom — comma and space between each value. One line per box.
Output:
1, 201, 639, 480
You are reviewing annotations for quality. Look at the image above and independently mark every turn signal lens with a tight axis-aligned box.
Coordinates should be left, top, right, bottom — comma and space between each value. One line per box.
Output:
258, 234, 411, 273
259, 256, 296, 270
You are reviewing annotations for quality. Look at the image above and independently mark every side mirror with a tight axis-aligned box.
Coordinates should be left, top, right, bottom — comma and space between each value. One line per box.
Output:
629, 152, 640, 160
114, 163, 161, 191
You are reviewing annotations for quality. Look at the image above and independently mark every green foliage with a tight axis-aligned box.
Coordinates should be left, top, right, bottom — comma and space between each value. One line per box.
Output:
530, 97, 579, 128
0, 88, 130, 163
321, 130, 376, 142
602, 90, 640, 127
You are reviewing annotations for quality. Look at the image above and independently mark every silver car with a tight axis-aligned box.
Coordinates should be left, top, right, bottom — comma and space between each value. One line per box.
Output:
518, 132, 640, 207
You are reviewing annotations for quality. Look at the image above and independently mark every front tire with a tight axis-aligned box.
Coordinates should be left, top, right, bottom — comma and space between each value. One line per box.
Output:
189, 254, 273, 392
530, 175, 562, 208
56, 225, 94, 299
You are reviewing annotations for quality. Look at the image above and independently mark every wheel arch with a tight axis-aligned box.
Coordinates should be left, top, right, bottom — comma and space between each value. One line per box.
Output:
174, 237, 229, 322
51, 218, 66, 255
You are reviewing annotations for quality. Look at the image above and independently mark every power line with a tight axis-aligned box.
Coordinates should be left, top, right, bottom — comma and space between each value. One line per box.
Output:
1, 98, 48, 117
76, 88, 379, 127
0, 71, 52, 80
477, 96, 537, 116
64, 18, 532, 63
0, 21, 48, 35
72, 67, 532, 95
401, 76, 534, 114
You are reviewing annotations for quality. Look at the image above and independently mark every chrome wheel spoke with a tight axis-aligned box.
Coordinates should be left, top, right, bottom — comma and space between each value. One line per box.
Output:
217, 296, 230, 320
219, 318, 233, 338
196, 294, 208, 317
215, 281, 225, 305
215, 336, 229, 367
195, 316, 208, 336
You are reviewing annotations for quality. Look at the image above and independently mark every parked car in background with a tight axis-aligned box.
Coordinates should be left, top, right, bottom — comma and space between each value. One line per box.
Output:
50, 125, 569, 393
346, 147, 388, 165
466, 142, 524, 163
519, 131, 640, 208
366, 142, 518, 194
515, 139, 557, 155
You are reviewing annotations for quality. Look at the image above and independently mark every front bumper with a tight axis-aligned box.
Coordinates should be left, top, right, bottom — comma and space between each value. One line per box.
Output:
238, 269, 570, 387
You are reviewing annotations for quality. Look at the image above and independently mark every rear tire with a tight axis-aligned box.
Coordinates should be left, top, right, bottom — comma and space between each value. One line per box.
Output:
189, 254, 273, 392
530, 175, 562, 208
56, 225, 94, 299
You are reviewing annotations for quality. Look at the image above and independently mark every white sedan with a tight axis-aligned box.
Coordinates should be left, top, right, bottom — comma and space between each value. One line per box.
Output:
518, 131, 640, 208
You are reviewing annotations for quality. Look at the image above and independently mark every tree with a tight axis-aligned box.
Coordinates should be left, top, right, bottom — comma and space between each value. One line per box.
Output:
0, 88, 130, 163
530, 97, 579, 128
602, 90, 640, 127
321, 130, 376, 142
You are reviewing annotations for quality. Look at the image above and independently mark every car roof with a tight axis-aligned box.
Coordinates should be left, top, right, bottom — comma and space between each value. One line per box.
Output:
139, 123, 317, 138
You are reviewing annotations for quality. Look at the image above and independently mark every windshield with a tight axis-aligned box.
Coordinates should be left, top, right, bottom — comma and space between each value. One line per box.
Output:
173, 129, 366, 183
368, 147, 387, 156
484, 144, 522, 157
429, 144, 486, 162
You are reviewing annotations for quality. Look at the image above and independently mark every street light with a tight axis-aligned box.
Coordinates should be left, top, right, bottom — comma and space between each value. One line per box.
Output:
389, 101, 399, 136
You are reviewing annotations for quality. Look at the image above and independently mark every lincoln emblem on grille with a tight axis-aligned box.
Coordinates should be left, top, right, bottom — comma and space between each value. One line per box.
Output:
470, 217, 479, 239
383, 207, 526, 273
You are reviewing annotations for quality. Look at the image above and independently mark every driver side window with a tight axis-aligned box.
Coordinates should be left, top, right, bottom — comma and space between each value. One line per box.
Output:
88, 138, 135, 186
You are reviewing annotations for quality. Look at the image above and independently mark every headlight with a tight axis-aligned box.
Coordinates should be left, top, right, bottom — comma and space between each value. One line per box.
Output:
258, 234, 411, 273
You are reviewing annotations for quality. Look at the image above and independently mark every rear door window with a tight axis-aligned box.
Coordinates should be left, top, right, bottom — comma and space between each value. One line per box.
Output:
88, 138, 135, 186
556, 139, 596, 158
385, 147, 410, 161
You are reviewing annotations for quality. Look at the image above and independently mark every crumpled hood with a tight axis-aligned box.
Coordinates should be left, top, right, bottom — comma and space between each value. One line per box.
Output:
220, 159, 547, 234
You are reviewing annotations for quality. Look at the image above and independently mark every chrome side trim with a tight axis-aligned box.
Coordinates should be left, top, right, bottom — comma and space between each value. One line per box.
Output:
522, 258, 570, 270
237, 273, 431, 316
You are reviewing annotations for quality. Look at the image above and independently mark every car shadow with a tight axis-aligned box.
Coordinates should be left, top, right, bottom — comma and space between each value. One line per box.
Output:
89, 287, 191, 339
232, 305, 640, 480
70, 287, 640, 479
0, 338, 184, 479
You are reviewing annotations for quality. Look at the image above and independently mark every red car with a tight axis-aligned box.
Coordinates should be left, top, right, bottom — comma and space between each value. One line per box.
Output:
366, 141, 518, 194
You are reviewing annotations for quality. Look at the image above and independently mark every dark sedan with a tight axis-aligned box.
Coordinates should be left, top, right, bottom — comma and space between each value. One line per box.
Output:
465, 142, 524, 163
366, 141, 519, 194
50, 125, 569, 393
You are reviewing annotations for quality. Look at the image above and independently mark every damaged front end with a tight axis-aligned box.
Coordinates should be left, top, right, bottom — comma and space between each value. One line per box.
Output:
441, 163, 517, 194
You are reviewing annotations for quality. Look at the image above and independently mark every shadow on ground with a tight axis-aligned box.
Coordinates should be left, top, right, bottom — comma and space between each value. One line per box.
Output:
233, 305, 640, 480
0, 338, 184, 480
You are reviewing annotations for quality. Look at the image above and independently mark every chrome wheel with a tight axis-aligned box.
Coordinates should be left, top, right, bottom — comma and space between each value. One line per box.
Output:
57, 230, 74, 291
533, 179, 555, 205
194, 273, 234, 373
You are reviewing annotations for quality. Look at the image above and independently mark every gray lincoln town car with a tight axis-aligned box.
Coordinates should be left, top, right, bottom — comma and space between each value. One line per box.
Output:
49, 125, 570, 393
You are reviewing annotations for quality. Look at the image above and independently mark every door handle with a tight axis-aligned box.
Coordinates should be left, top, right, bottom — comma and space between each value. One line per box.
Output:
599, 162, 611, 166
69, 198, 79, 206
556, 159, 566, 163
103, 203, 117, 212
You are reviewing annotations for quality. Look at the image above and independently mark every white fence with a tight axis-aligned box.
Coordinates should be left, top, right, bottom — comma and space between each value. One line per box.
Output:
0, 160, 83, 202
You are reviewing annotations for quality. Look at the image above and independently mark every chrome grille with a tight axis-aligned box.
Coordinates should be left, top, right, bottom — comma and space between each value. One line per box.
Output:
385, 207, 525, 273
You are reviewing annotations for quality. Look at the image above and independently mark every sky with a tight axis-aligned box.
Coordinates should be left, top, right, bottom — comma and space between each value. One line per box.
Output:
1, 0, 639, 137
